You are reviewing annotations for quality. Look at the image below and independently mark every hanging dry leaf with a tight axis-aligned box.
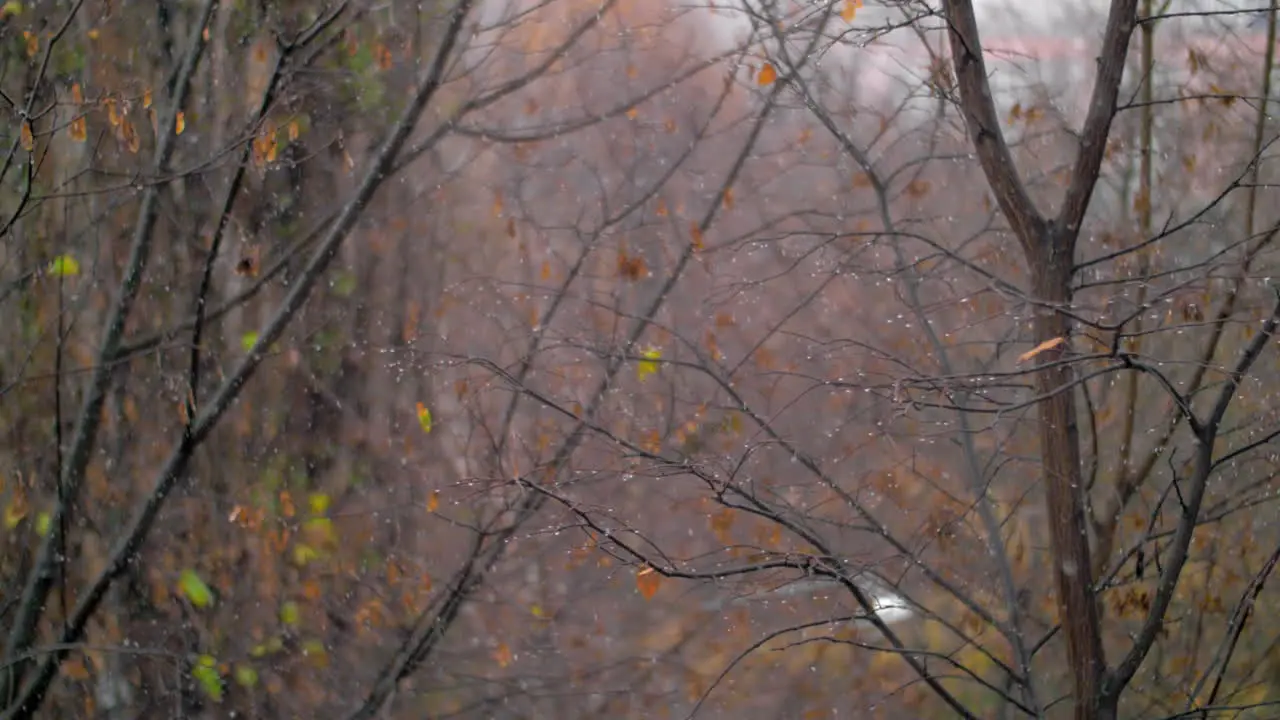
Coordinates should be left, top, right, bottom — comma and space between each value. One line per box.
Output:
175, 111, 185, 136
841, 0, 863, 22
19, 121, 33, 151
1017, 336, 1066, 363
636, 567, 662, 600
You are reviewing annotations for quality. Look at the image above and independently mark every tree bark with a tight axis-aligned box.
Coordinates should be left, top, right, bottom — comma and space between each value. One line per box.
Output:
1030, 232, 1108, 720
941, 0, 1139, 716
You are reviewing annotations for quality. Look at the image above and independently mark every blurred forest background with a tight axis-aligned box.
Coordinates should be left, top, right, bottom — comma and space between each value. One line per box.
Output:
3, 0, 1280, 718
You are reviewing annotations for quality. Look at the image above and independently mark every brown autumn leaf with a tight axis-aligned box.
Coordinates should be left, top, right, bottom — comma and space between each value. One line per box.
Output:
1017, 336, 1066, 363
709, 508, 734, 544
636, 567, 662, 600
689, 222, 704, 250
617, 249, 647, 281
905, 179, 931, 198
722, 187, 735, 209
19, 121, 33, 151
757, 62, 777, 86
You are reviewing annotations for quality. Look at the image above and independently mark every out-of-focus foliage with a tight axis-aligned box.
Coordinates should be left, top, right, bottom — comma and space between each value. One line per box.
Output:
3, 0, 1280, 718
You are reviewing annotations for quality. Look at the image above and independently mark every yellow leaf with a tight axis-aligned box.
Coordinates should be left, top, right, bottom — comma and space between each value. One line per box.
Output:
308, 493, 330, 516
1018, 336, 1066, 363
416, 402, 433, 433
175, 111, 185, 135
19, 121, 32, 151
287, 119, 300, 141
48, 254, 80, 276
142, 87, 152, 109
280, 601, 300, 626
637, 347, 662, 382
636, 567, 662, 600
23, 30, 36, 58
4, 498, 27, 529
757, 62, 777, 86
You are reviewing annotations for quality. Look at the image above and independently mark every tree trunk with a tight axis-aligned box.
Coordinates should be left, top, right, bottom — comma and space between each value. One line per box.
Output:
1031, 230, 1107, 720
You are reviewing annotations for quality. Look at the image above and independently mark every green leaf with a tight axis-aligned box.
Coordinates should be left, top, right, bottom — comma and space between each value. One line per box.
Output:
636, 347, 662, 382
47, 254, 80, 277
233, 664, 259, 688
34, 511, 50, 537
192, 655, 223, 702
280, 600, 300, 626
240, 332, 259, 353
1, 2, 23, 18
415, 403, 432, 434
178, 569, 215, 609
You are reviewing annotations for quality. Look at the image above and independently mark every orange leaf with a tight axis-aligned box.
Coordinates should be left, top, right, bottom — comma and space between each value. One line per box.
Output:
841, 0, 863, 22
19, 121, 33, 151
690, 222, 704, 250
757, 62, 777, 86
636, 567, 662, 600
493, 642, 513, 668
121, 118, 139, 154
68, 116, 85, 143
722, 187, 735, 209
1018, 336, 1066, 363
175, 111, 185, 136
427, 490, 440, 513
